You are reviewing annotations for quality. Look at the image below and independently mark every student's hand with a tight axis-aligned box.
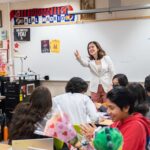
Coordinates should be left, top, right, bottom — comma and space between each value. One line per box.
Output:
74, 50, 81, 59
80, 123, 96, 140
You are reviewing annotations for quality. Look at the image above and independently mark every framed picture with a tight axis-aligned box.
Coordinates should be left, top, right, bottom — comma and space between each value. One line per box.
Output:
0, 11, 2, 27
14, 28, 30, 41
26, 83, 35, 95
80, 0, 95, 20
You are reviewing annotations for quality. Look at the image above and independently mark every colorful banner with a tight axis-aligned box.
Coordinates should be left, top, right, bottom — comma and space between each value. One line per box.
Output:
10, 5, 77, 25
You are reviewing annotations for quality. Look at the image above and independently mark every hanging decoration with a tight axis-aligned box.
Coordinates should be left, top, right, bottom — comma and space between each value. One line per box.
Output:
10, 5, 77, 25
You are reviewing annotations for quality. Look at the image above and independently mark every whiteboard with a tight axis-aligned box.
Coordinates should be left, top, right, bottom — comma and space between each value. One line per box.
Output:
14, 19, 150, 81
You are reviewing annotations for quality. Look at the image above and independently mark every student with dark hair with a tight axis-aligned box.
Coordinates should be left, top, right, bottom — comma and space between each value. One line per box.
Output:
145, 75, 150, 103
127, 82, 149, 116
107, 87, 150, 150
144, 75, 150, 118
112, 73, 128, 87
74, 41, 115, 104
9, 86, 53, 144
53, 77, 100, 124
81, 86, 150, 150
65, 77, 88, 93
95, 73, 129, 112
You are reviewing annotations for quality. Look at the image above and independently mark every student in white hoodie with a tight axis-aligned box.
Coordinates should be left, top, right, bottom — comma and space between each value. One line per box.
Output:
52, 77, 100, 124
74, 41, 115, 104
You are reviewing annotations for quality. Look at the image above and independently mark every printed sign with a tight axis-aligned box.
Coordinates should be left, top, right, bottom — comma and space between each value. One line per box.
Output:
41, 40, 50, 53
0, 50, 7, 76
50, 40, 60, 53
14, 28, 30, 41
0, 29, 7, 40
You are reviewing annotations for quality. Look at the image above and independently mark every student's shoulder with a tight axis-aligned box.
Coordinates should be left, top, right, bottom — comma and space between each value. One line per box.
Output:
124, 120, 146, 132
82, 94, 93, 103
53, 93, 68, 101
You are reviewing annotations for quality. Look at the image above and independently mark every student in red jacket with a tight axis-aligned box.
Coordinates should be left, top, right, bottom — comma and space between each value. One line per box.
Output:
81, 86, 150, 150
107, 86, 150, 150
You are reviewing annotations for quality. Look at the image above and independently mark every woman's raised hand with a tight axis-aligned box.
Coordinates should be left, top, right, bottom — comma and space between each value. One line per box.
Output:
74, 50, 81, 59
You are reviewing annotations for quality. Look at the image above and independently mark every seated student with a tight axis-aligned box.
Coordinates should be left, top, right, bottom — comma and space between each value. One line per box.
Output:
95, 73, 128, 112
112, 73, 128, 87
81, 87, 150, 150
144, 75, 150, 118
145, 75, 150, 103
127, 82, 149, 117
8, 86, 53, 144
53, 77, 100, 124
107, 87, 150, 150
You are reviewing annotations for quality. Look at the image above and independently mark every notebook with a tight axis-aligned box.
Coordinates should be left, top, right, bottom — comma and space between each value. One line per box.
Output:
12, 138, 53, 150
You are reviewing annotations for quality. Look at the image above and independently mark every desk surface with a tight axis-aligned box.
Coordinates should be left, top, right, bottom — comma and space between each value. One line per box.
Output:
0, 143, 11, 150
99, 119, 113, 126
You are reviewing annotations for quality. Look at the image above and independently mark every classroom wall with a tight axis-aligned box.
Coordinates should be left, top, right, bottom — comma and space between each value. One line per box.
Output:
1, 0, 150, 30
0, 3, 10, 34
0, 0, 150, 96
96, 0, 150, 20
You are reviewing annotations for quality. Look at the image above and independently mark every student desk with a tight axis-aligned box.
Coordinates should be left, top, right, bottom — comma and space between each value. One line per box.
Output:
0, 143, 11, 150
99, 119, 113, 126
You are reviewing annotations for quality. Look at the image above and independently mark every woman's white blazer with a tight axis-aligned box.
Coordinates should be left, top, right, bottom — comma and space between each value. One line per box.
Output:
77, 55, 115, 93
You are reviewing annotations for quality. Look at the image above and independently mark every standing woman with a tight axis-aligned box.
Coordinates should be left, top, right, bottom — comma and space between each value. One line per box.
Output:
74, 41, 115, 103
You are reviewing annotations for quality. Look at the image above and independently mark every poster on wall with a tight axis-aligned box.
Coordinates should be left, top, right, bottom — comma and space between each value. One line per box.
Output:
50, 40, 60, 53
41, 40, 50, 53
14, 28, 30, 41
0, 29, 7, 40
10, 5, 77, 26
0, 40, 9, 50
0, 49, 8, 76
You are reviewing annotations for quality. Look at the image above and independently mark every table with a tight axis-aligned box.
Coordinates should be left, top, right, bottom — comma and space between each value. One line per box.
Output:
0, 143, 11, 150
99, 119, 113, 126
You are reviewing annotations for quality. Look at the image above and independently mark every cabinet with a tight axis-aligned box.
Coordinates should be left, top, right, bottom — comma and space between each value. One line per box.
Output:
0, 77, 10, 113
2, 77, 40, 123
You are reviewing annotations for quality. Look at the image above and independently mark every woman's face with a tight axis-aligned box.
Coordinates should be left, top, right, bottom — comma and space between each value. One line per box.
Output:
88, 43, 98, 57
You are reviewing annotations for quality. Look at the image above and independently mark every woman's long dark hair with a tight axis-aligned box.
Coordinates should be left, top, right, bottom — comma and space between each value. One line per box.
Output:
87, 41, 106, 60
9, 86, 52, 144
